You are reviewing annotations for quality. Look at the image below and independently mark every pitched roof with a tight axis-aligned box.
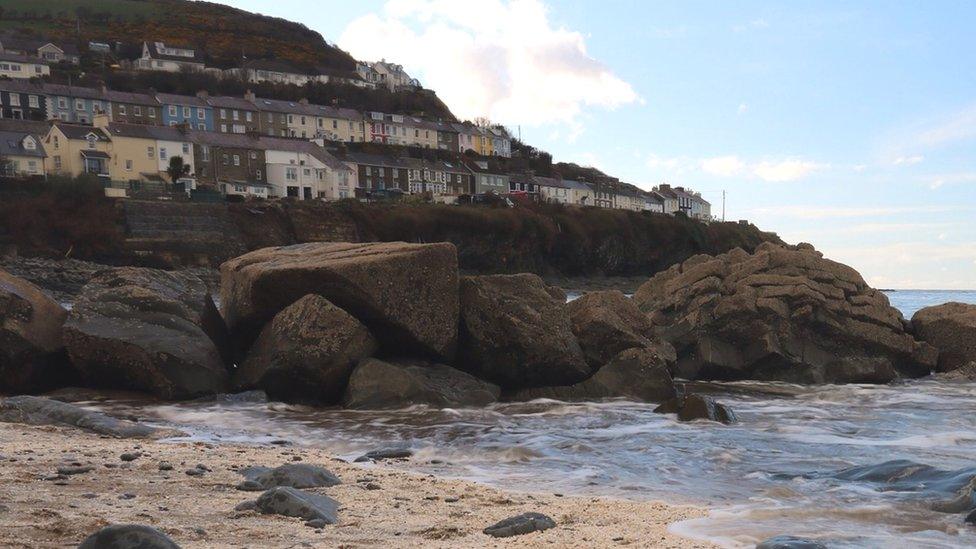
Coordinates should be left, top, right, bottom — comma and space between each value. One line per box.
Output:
39, 83, 103, 100
105, 123, 190, 142
101, 89, 159, 105
53, 123, 110, 141
144, 41, 203, 63
155, 93, 209, 107
0, 130, 45, 157
0, 51, 48, 65
0, 118, 52, 135
343, 152, 413, 169
206, 95, 257, 111
533, 176, 566, 188
186, 130, 351, 172
562, 179, 593, 191
248, 96, 320, 116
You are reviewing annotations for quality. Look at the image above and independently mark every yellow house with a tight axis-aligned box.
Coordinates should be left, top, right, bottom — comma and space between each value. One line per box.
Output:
312, 105, 366, 143
42, 122, 112, 178
95, 115, 195, 183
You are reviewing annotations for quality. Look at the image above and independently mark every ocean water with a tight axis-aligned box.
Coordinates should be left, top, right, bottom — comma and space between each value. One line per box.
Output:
82, 290, 976, 548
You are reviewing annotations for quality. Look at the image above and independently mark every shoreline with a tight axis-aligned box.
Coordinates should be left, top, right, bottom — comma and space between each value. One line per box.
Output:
0, 422, 716, 548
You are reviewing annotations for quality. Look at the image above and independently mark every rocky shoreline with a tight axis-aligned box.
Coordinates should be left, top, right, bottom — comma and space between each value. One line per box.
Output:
0, 420, 713, 548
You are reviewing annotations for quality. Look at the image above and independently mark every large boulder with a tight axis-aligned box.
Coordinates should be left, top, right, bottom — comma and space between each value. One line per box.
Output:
63, 267, 229, 400
566, 290, 658, 369
220, 242, 459, 360
912, 302, 976, 373
78, 524, 180, 549
511, 346, 676, 403
234, 295, 377, 403
0, 395, 164, 438
456, 274, 590, 390
343, 358, 500, 409
0, 269, 72, 393
633, 243, 936, 384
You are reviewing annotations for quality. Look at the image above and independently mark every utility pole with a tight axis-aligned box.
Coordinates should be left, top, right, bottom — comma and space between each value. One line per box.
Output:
722, 189, 726, 222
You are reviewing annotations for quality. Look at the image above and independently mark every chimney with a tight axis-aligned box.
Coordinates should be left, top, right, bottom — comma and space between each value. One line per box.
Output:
244, 90, 256, 101
196, 90, 209, 99
659, 183, 671, 190
93, 113, 110, 129
299, 98, 309, 105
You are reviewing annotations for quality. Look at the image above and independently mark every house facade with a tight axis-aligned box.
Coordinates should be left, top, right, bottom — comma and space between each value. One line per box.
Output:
136, 41, 205, 73
537, 176, 571, 204
157, 93, 213, 131
466, 160, 509, 195
188, 131, 268, 193
207, 95, 260, 134
0, 52, 49, 79
44, 84, 107, 123
345, 152, 411, 192
563, 180, 594, 206
98, 117, 195, 184
104, 90, 161, 125
42, 123, 112, 178
311, 105, 365, 143
0, 34, 80, 64
0, 129, 46, 177
0, 81, 47, 120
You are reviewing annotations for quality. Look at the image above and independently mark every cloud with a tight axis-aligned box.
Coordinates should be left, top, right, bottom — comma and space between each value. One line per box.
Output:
701, 155, 745, 177
752, 159, 827, 182
893, 155, 924, 166
733, 18, 769, 32
925, 172, 976, 190
338, 0, 639, 125
737, 103, 748, 115
881, 102, 976, 160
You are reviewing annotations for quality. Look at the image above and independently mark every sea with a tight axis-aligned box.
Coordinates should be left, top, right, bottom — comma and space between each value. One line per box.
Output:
84, 290, 976, 548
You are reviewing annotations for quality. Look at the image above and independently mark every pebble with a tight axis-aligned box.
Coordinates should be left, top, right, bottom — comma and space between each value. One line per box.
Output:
364, 483, 381, 491
120, 452, 142, 462
445, 497, 460, 503
119, 493, 136, 500
81, 493, 98, 499
305, 519, 328, 528
234, 500, 257, 512
158, 462, 173, 471
185, 468, 205, 476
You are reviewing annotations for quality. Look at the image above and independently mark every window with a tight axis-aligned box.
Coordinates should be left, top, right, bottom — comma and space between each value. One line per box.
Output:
232, 110, 239, 121
197, 123, 205, 130
149, 108, 156, 118
147, 146, 155, 158
169, 106, 178, 117
119, 105, 127, 115
53, 156, 62, 170
29, 95, 39, 108
125, 159, 133, 171
58, 97, 67, 108
232, 155, 240, 166
27, 160, 36, 172
245, 112, 252, 122
183, 106, 191, 118
220, 124, 227, 132
286, 167, 297, 181
9, 95, 19, 107
182, 143, 189, 154
86, 135, 97, 149
134, 106, 142, 116
220, 109, 227, 119
160, 148, 168, 160
201, 146, 210, 162
93, 101, 102, 113
197, 108, 204, 120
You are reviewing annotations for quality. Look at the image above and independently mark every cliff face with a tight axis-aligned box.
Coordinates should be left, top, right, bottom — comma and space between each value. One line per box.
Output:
1, 190, 779, 278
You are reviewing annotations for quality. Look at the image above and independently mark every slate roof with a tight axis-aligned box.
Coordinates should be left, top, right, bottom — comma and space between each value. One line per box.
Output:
0, 130, 45, 157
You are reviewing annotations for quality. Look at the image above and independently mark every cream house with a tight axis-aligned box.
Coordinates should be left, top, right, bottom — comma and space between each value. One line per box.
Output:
262, 138, 354, 200
42, 123, 112, 178
0, 52, 49, 79
96, 116, 196, 185
135, 41, 205, 72
0, 128, 46, 177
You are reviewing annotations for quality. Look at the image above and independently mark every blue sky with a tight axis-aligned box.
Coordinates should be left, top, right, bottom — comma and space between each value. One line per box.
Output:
222, 0, 976, 289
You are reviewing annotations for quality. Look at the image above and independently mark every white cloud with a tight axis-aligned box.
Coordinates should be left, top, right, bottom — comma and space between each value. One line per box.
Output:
338, 0, 639, 125
852, 164, 867, 172
925, 172, 976, 190
915, 103, 976, 149
893, 155, 924, 165
701, 155, 746, 177
752, 159, 827, 182
646, 154, 690, 172
737, 103, 748, 115
733, 18, 769, 32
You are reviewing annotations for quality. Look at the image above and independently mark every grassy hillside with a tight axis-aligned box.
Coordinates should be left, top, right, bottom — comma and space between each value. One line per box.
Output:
0, 0, 357, 72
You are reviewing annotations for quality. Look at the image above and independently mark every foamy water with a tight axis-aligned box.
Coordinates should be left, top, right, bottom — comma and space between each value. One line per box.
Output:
80, 290, 976, 548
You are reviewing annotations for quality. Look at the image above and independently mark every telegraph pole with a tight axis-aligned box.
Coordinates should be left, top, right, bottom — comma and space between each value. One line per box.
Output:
722, 189, 726, 222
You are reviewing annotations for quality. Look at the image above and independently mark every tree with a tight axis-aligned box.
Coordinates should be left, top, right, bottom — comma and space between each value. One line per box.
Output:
166, 156, 190, 183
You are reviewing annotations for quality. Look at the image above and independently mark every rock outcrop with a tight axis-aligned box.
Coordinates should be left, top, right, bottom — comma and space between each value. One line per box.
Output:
911, 302, 976, 373
511, 346, 677, 403
0, 395, 164, 438
0, 268, 71, 393
566, 290, 659, 369
62, 267, 229, 400
343, 358, 500, 409
634, 243, 936, 384
234, 295, 377, 403
220, 242, 459, 360
77, 524, 181, 549
654, 393, 737, 424
456, 274, 590, 390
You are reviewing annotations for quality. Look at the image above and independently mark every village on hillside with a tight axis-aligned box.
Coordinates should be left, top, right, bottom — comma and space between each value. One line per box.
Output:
0, 33, 713, 220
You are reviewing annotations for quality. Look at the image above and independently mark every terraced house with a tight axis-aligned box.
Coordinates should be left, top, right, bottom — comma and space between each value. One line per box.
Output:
206, 95, 259, 134
42, 123, 112, 178
311, 104, 365, 143
104, 90, 160, 125
262, 138, 354, 200
344, 152, 411, 192
0, 80, 46, 120
187, 132, 268, 197
157, 93, 213, 131
45, 84, 107, 123
0, 126, 46, 177
0, 52, 49, 79
97, 116, 195, 186
135, 41, 205, 73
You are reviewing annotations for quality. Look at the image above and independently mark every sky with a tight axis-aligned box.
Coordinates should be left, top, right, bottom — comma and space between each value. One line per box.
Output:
221, 0, 976, 289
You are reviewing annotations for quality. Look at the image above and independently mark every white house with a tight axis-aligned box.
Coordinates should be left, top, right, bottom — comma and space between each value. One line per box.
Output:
135, 41, 205, 73
563, 180, 595, 206
0, 52, 49, 79
0, 128, 46, 177
263, 139, 354, 200
536, 176, 571, 204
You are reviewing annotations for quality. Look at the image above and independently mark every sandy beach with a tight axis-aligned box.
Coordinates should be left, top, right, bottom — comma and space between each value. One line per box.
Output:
0, 421, 714, 548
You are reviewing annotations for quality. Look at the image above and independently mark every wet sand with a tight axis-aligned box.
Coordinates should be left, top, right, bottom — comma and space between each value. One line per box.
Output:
0, 422, 714, 548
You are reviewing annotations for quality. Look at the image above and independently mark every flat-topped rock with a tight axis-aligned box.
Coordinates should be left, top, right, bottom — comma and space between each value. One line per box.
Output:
634, 244, 936, 383
0, 395, 164, 438
234, 294, 377, 403
220, 242, 459, 360
77, 524, 181, 548
483, 512, 556, 538
912, 302, 976, 373
239, 463, 341, 491
0, 268, 72, 393
254, 486, 339, 524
